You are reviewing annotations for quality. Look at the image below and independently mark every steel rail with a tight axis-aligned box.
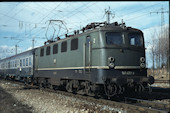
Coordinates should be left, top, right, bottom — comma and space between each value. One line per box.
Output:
155, 80, 170, 83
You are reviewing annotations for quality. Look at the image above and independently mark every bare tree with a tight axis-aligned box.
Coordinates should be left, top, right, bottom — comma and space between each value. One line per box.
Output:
149, 30, 157, 76
156, 25, 169, 76
149, 25, 169, 77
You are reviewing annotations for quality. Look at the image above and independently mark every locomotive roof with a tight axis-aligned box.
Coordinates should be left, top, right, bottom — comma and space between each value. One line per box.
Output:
39, 21, 143, 48
0, 21, 143, 61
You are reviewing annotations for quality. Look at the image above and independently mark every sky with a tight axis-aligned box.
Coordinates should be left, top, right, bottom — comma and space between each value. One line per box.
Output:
0, 1, 169, 68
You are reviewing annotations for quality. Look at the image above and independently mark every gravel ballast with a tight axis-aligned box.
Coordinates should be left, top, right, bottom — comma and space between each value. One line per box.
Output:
0, 80, 122, 113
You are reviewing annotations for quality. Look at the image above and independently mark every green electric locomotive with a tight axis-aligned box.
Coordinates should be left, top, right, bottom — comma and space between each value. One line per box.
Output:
34, 22, 154, 97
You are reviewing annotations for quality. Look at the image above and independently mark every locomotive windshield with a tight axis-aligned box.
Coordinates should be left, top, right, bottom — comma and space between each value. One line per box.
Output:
106, 32, 123, 45
128, 33, 143, 47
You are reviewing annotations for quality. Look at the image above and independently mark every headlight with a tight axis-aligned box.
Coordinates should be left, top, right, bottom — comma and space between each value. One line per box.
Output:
140, 63, 145, 68
140, 57, 145, 63
108, 57, 115, 62
109, 63, 115, 68
108, 57, 115, 68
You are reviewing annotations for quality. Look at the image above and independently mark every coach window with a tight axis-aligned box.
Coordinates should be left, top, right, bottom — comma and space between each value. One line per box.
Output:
3, 64, 4, 68
53, 44, 58, 54
20, 59, 22, 67
26, 58, 28, 66
29, 57, 31, 66
23, 59, 25, 67
10, 61, 12, 68
6, 62, 7, 68
17, 60, 19, 67
40, 48, 44, 57
71, 38, 78, 51
8, 62, 10, 68
46, 46, 51, 56
15, 60, 17, 67
13, 61, 14, 67
61, 41, 67, 52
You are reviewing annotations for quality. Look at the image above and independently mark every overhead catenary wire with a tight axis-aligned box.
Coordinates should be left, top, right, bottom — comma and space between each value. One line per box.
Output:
4, 3, 31, 24
0, 2, 169, 50
113, 2, 165, 23
38, 2, 63, 24
21, 2, 93, 40
0, 2, 21, 19
20, 2, 64, 39
21, 2, 99, 40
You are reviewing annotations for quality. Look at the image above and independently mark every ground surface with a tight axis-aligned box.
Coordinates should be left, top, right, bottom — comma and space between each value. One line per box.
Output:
0, 79, 169, 113
0, 86, 32, 113
0, 79, 121, 113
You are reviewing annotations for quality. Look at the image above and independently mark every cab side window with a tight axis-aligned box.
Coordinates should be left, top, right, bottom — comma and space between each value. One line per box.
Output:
71, 38, 78, 51
61, 41, 67, 52
46, 46, 51, 56
40, 48, 44, 57
53, 44, 58, 54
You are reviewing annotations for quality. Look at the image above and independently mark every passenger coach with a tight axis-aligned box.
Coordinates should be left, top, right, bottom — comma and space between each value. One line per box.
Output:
0, 49, 35, 82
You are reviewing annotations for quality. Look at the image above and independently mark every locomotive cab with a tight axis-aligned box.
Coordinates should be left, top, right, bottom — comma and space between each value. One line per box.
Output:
95, 23, 154, 96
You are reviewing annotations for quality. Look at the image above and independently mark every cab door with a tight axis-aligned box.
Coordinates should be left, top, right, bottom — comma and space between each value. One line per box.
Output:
84, 35, 92, 73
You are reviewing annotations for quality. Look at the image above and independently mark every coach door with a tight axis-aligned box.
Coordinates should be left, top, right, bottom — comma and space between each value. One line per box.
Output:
84, 35, 92, 73
34, 50, 39, 76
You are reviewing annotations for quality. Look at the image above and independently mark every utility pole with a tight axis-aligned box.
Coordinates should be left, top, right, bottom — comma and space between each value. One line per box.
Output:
105, 7, 112, 24
32, 37, 34, 49
15, 44, 19, 55
150, 6, 169, 69
150, 6, 168, 33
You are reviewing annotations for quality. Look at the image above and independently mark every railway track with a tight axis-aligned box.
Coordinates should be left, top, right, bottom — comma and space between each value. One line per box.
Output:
124, 97, 170, 113
53, 91, 170, 113
47, 90, 170, 113
1, 79, 170, 113
155, 80, 170, 83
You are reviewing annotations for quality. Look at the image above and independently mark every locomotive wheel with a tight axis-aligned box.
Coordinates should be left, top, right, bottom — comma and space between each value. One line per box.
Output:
135, 84, 144, 93
104, 80, 117, 98
39, 82, 45, 89
49, 84, 54, 90
117, 85, 124, 94
66, 81, 73, 93
85, 82, 92, 95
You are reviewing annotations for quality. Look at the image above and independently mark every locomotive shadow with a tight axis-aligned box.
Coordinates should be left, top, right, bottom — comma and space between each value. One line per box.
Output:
0, 86, 33, 113
143, 87, 170, 101
122, 86, 170, 101
20, 86, 39, 90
